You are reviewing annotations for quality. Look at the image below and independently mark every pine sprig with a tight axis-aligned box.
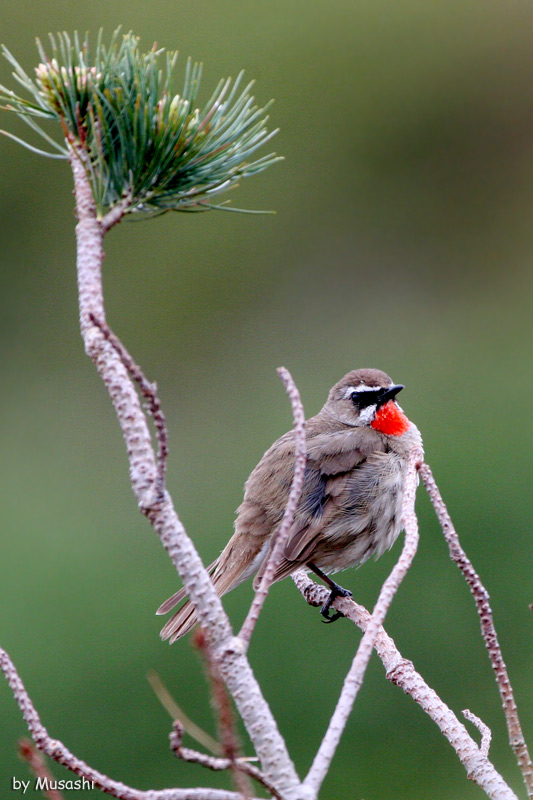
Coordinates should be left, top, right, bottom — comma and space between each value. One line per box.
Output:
0, 29, 281, 217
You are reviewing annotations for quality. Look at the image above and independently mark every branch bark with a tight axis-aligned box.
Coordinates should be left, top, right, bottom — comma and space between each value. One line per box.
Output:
193, 629, 253, 800
463, 710, 492, 757
69, 148, 305, 799
301, 446, 423, 794
419, 462, 533, 798
171, 722, 283, 800
88, 312, 169, 500
292, 578, 518, 800
239, 366, 307, 646
0, 647, 261, 800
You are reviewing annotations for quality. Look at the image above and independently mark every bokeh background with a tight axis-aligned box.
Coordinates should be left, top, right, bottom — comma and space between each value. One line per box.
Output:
1, 2, 532, 798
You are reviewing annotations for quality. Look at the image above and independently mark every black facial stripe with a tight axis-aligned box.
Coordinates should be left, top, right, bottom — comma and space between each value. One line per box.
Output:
350, 384, 404, 409
350, 390, 381, 409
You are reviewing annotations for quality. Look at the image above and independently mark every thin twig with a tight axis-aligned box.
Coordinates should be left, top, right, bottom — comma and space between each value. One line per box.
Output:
194, 629, 253, 800
88, 312, 168, 502
170, 722, 283, 800
0, 647, 260, 800
239, 367, 307, 646
419, 462, 533, 798
147, 669, 222, 756
292, 574, 518, 800
302, 446, 423, 795
463, 710, 492, 757
19, 739, 65, 800
100, 191, 132, 232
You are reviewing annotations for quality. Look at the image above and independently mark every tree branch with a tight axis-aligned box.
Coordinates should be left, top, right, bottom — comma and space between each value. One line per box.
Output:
292, 577, 518, 800
69, 149, 304, 798
302, 446, 423, 794
0, 647, 261, 800
171, 722, 283, 800
18, 739, 65, 800
239, 366, 307, 646
88, 312, 168, 502
419, 462, 533, 798
463, 710, 492, 757
193, 629, 252, 800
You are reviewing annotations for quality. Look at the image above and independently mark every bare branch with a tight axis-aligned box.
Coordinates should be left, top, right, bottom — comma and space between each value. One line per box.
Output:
171, 722, 284, 800
292, 575, 518, 800
419, 462, 533, 797
88, 312, 169, 503
69, 150, 302, 797
463, 710, 492, 757
100, 191, 133, 233
239, 366, 307, 646
302, 446, 423, 795
0, 646, 260, 800
193, 629, 253, 800
19, 739, 65, 800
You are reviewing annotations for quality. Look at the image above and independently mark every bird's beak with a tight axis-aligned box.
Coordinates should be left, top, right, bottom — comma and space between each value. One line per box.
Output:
377, 384, 404, 408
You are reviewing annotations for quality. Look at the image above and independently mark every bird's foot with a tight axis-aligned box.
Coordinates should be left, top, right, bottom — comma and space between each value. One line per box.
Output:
320, 584, 352, 624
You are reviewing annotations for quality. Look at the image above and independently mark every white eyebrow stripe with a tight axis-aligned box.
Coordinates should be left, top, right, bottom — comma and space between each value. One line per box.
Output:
342, 384, 389, 399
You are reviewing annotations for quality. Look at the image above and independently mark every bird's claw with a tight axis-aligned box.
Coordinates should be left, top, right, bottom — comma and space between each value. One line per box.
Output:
319, 585, 352, 623
321, 610, 344, 624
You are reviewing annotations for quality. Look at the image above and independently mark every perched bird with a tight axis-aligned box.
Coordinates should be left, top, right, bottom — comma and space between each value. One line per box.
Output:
158, 368, 422, 642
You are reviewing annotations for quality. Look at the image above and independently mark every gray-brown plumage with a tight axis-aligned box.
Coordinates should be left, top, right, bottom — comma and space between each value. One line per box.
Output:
158, 368, 422, 642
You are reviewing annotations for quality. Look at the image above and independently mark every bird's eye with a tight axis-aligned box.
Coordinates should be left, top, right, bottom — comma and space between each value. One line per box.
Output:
350, 391, 361, 404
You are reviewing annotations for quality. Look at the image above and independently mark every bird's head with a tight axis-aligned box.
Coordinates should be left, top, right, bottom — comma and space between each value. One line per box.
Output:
324, 368, 410, 435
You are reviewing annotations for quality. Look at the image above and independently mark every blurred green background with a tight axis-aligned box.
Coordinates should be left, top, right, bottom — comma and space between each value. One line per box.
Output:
1, 1, 532, 798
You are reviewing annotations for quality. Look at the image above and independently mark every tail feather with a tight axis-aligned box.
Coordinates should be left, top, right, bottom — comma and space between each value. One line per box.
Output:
156, 587, 188, 616
161, 600, 200, 644
159, 557, 241, 643
158, 541, 269, 643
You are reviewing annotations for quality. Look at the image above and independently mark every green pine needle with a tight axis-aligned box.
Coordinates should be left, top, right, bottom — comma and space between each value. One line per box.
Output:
0, 29, 281, 217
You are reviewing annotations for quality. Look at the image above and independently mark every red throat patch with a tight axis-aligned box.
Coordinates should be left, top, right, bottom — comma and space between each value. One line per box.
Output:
371, 401, 410, 436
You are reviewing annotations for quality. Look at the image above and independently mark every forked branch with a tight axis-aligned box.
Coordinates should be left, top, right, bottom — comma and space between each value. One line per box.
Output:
193, 628, 253, 800
0, 647, 254, 800
463, 710, 492, 757
301, 447, 423, 794
419, 462, 533, 798
69, 148, 303, 797
88, 312, 169, 502
170, 722, 283, 800
292, 576, 518, 800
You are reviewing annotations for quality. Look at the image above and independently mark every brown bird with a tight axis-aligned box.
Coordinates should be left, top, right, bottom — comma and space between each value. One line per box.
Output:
158, 368, 422, 642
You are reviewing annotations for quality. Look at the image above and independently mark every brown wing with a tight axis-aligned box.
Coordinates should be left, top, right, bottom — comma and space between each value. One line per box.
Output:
252, 471, 354, 587
282, 473, 352, 561
252, 425, 381, 586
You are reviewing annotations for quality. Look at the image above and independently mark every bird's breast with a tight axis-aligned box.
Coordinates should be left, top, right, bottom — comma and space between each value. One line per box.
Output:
313, 451, 406, 574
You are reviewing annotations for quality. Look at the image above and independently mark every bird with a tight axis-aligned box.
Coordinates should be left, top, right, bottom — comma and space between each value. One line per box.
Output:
157, 368, 423, 642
